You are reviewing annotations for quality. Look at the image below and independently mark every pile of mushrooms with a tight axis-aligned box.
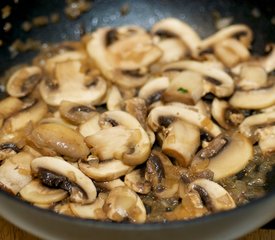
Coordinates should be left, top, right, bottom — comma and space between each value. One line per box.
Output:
0, 18, 274, 224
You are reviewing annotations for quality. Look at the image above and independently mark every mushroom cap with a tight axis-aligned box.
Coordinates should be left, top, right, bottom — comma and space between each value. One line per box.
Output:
162, 61, 234, 97
189, 179, 236, 212
31, 156, 97, 204
147, 104, 221, 137
0, 97, 24, 119
39, 60, 107, 106
98, 110, 151, 165
78, 113, 101, 137
70, 193, 107, 220
104, 186, 146, 223
7, 66, 42, 97
95, 178, 125, 191
151, 18, 201, 56
192, 133, 253, 180
29, 123, 90, 160
78, 159, 134, 181
229, 83, 275, 109
20, 179, 68, 204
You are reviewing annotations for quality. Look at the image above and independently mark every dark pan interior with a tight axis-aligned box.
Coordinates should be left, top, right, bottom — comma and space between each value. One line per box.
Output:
0, 0, 274, 212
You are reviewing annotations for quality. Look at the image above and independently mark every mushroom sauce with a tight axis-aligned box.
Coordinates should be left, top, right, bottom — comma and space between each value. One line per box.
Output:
0, 18, 275, 223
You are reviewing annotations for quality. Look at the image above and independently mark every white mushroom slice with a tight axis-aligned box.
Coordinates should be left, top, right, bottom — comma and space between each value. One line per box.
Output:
79, 159, 134, 181
85, 126, 141, 161
213, 38, 250, 67
189, 179, 236, 212
70, 193, 107, 220
124, 169, 151, 194
0, 143, 21, 161
107, 85, 123, 111
98, 111, 151, 165
0, 97, 23, 120
260, 44, 275, 73
147, 105, 221, 137
256, 126, 275, 154
59, 101, 96, 125
145, 150, 180, 198
239, 111, 275, 141
199, 24, 253, 50
162, 71, 204, 105
20, 179, 68, 204
138, 77, 169, 105
155, 38, 187, 63
162, 61, 234, 97
211, 98, 245, 129
152, 18, 201, 56
28, 123, 90, 160
7, 66, 42, 97
162, 120, 200, 167
191, 133, 253, 180
237, 65, 267, 90
86, 27, 161, 88
39, 60, 107, 106
0, 152, 33, 194
45, 51, 86, 75
195, 100, 211, 118
103, 186, 146, 223
229, 84, 275, 109
95, 179, 125, 191
31, 157, 97, 204
78, 113, 101, 137
3, 99, 48, 132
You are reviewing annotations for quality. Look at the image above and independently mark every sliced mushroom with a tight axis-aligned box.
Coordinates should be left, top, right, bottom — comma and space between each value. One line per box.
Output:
19, 179, 68, 204
229, 83, 275, 109
39, 60, 107, 106
28, 123, 90, 160
0, 97, 23, 122
147, 104, 221, 137
213, 38, 250, 67
0, 152, 33, 194
237, 65, 268, 90
31, 156, 97, 204
162, 120, 200, 167
97, 111, 151, 165
86, 27, 161, 88
103, 186, 146, 223
3, 99, 48, 132
54, 203, 75, 216
59, 101, 96, 125
138, 77, 169, 105
0, 143, 21, 161
191, 133, 253, 180
78, 113, 101, 137
239, 111, 275, 154
95, 178, 125, 191
211, 98, 245, 129
189, 179, 236, 212
79, 159, 134, 181
145, 150, 180, 198
165, 191, 208, 221
125, 169, 151, 194
199, 24, 253, 51
151, 18, 201, 57
7, 66, 42, 97
162, 61, 234, 97
70, 192, 107, 220
106, 85, 123, 111
85, 126, 141, 161
162, 71, 204, 105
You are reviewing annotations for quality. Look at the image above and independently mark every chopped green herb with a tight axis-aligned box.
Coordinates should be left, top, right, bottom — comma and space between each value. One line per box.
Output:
177, 87, 188, 94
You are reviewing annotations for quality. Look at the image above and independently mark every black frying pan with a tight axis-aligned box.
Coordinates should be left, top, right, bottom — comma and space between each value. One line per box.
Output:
0, 0, 274, 239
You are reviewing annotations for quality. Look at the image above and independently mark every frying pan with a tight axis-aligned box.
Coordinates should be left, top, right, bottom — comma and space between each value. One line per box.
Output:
0, 0, 274, 239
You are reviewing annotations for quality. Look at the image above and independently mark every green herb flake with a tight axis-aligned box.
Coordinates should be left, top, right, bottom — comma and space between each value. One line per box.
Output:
177, 87, 188, 94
